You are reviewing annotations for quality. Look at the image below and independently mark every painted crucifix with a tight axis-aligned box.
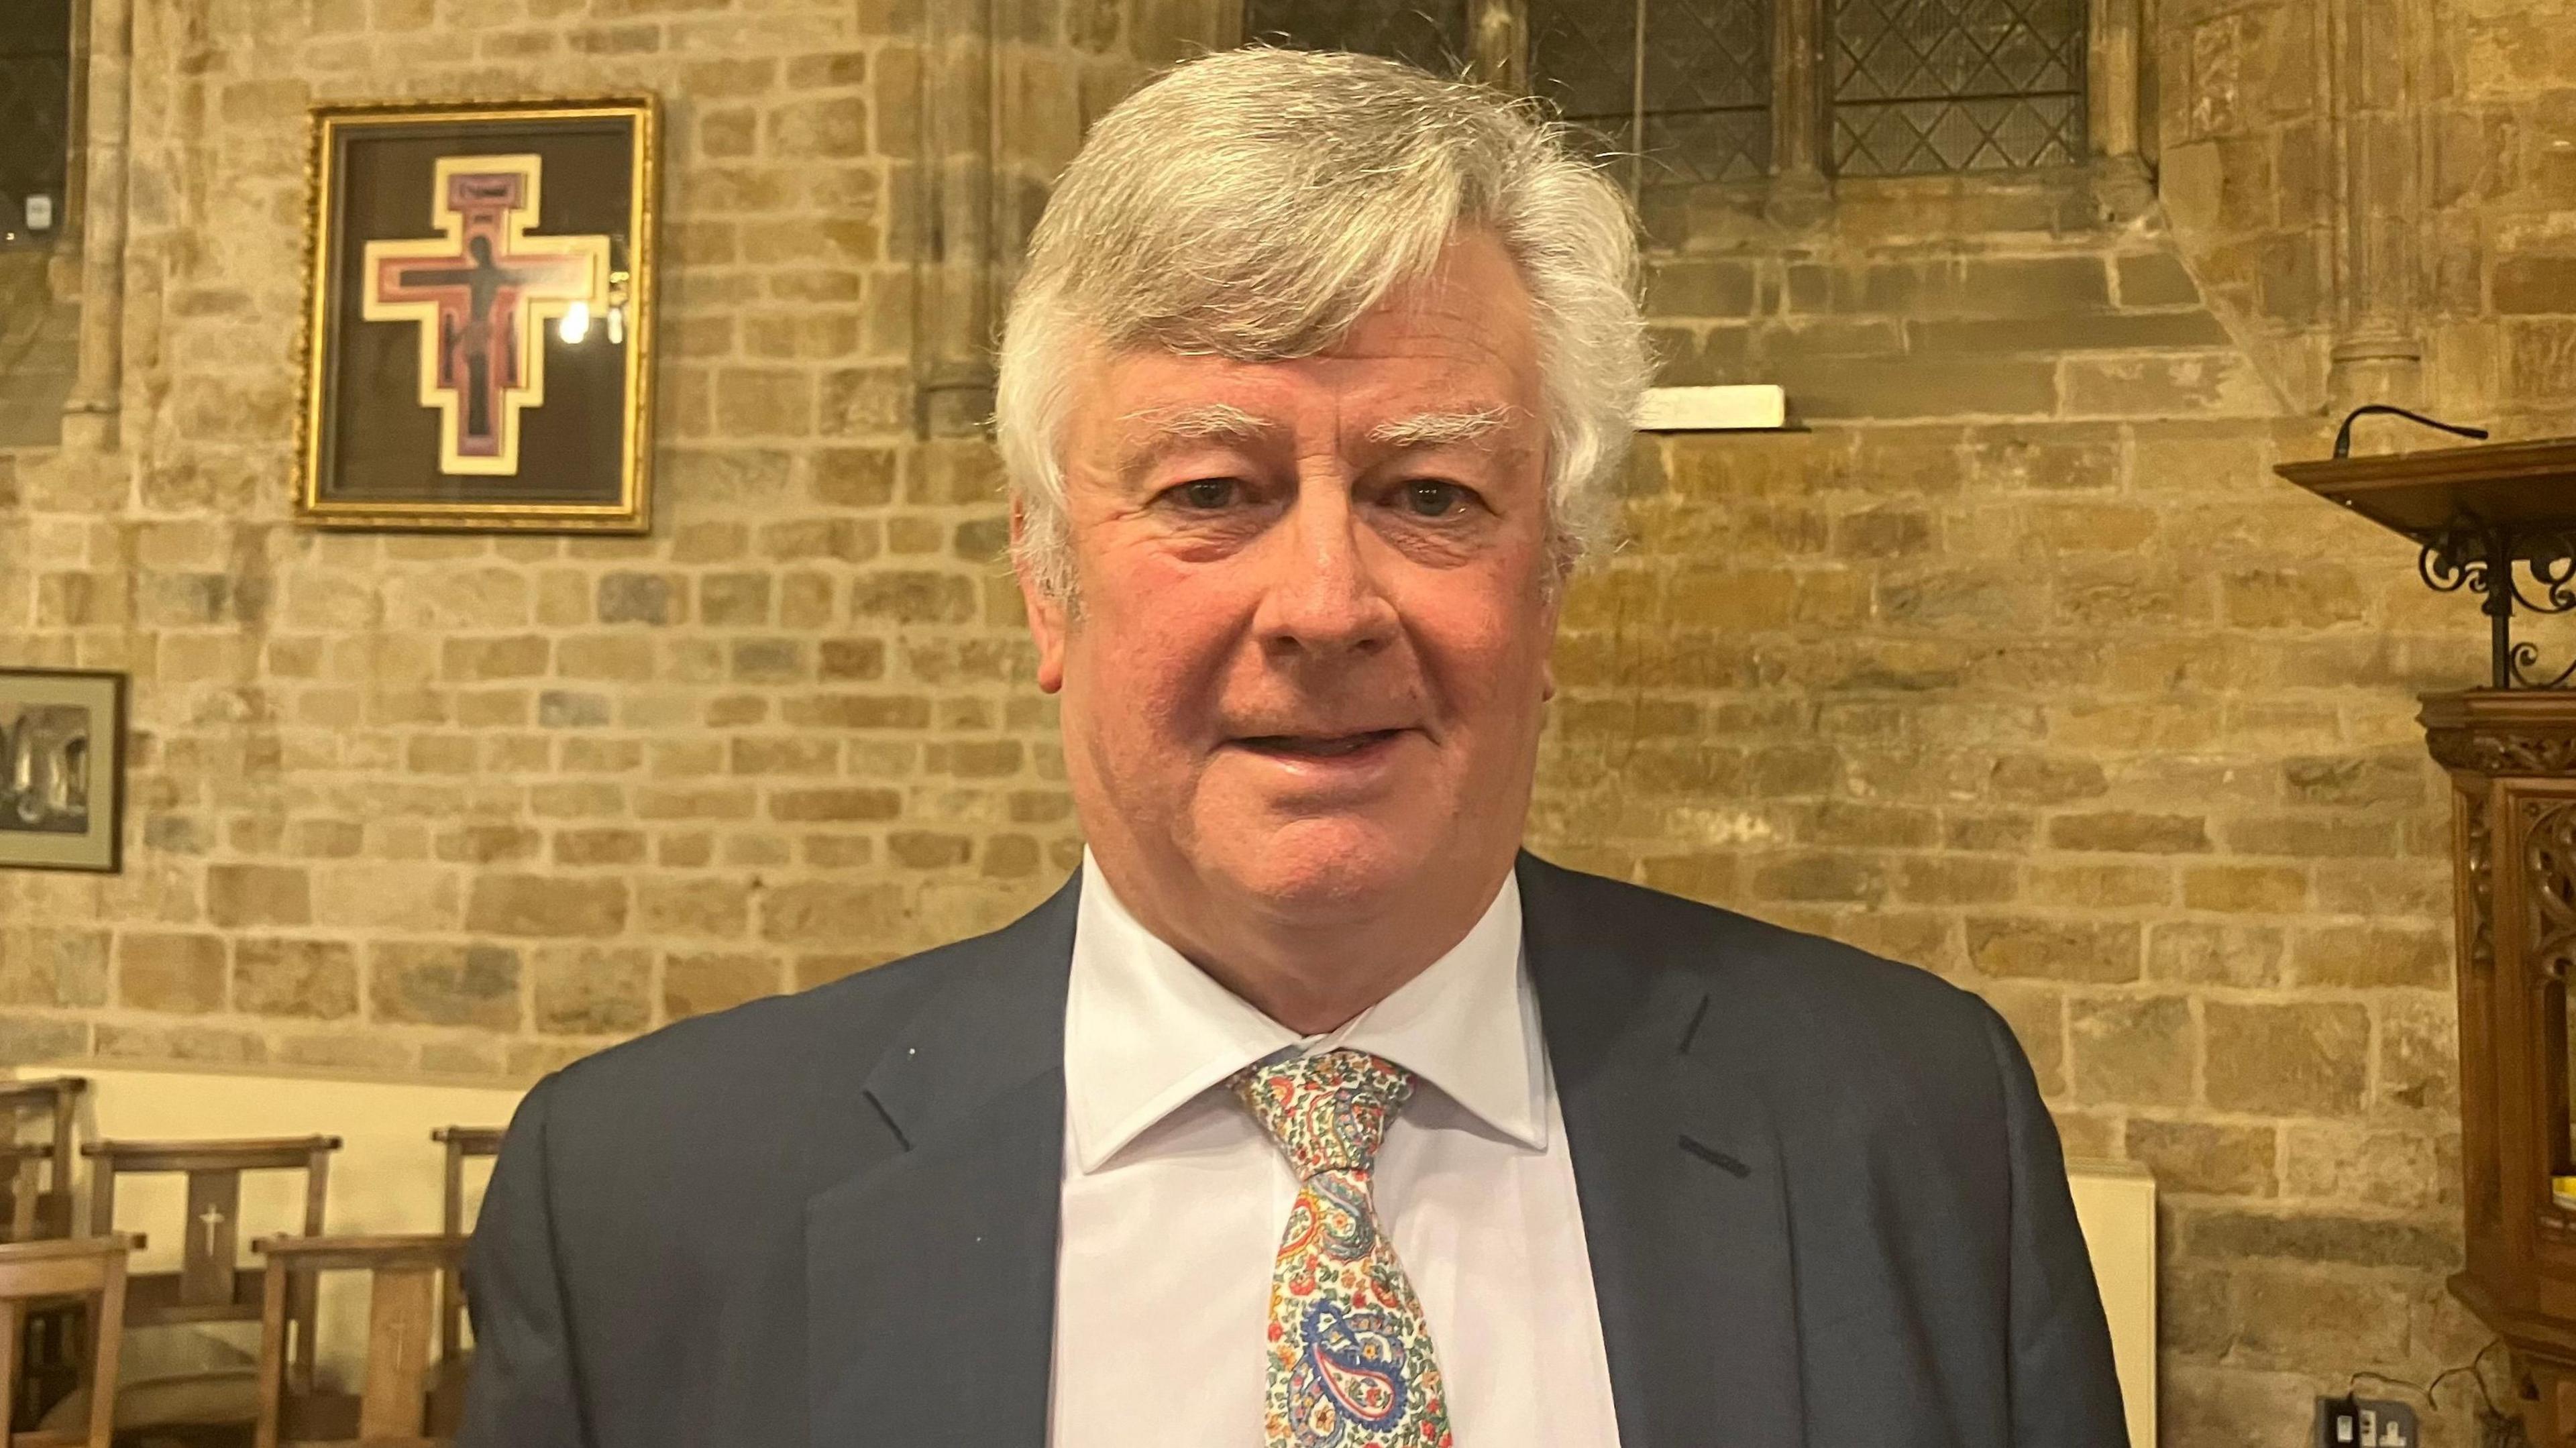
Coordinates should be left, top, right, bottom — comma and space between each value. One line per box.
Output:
362, 154, 610, 476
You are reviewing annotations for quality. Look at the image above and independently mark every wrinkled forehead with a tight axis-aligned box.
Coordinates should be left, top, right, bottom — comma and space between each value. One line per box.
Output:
1065, 231, 1545, 468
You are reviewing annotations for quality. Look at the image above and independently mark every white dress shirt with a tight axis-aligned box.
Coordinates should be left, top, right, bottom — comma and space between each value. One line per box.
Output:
1048, 848, 1625, 1447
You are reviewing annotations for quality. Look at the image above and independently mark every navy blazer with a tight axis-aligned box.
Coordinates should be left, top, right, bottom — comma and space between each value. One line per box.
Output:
456, 851, 2128, 1447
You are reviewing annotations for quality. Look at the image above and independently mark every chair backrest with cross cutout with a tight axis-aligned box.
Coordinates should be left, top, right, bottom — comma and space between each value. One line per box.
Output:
0, 1078, 88, 1243
252, 1234, 468, 1448
0, 1234, 142, 1447
84, 1136, 340, 1394
427, 1126, 500, 1363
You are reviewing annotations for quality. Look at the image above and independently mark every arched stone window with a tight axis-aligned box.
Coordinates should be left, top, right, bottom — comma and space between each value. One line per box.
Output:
1528, 0, 1774, 185
0, 0, 76, 248
1240, 0, 1477, 76
1230, 1, 2139, 198
0, 0, 88, 449
1827, 0, 2088, 175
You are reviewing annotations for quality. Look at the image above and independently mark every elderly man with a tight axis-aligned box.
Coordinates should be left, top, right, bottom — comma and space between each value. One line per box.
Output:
459, 47, 2126, 1448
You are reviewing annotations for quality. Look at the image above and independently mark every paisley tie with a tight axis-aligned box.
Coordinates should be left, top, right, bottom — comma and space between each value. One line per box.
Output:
1230, 1048, 1457, 1448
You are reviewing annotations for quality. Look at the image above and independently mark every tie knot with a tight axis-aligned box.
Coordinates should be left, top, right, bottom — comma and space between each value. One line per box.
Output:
1229, 1048, 1416, 1178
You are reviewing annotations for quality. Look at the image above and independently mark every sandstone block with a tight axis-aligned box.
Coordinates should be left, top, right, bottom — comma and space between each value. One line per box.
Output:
2146, 921, 2284, 987
2068, 993, 2194, 1105
2182, 864, 2308, 913
2289, 924, 2451, 989
234, 940, 360, 1019
0, 929, 109, 1008
466, 876, 631, 938
2127, 1117, 2276, 1196
118, 933, 227, 1013
207, 864, 313, 928
637, 879, 751, 938
1966, 916, 2142, 983
533, 946, 652, 1035
665, 952, 782, 1019
2046, 810, 2211, 854
2185, 1208, 2455, 1272
598, 572, 678, 626
890, 831, 974, 869
700, 573, 772, 626
2282, 1123, 2446, 1211
2495, 254, 2576, 314
761, 882, 909, 943
371, 943, 522, 1029
2204, 1001, 2369, 1115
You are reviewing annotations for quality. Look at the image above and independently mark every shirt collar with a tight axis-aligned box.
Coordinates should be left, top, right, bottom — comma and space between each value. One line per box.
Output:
1063, 848, 1545, 1174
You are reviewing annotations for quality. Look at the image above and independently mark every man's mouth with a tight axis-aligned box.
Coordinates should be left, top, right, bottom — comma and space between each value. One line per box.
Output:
1233, 729, 1407, 759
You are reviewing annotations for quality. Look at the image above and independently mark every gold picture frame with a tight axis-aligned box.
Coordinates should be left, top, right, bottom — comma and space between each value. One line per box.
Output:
294, 96, 659, 533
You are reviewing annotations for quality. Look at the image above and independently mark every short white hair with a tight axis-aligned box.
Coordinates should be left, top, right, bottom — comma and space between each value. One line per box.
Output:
995, 46, 1650, 604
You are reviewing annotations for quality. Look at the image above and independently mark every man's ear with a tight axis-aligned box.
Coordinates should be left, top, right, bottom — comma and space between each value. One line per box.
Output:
1011, 495, 1069, 694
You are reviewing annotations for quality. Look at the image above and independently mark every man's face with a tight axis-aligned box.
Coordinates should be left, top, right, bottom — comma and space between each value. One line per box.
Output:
1021, 229, 1558, 925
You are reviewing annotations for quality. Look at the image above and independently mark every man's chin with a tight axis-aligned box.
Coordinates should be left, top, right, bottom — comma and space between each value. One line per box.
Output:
1201, 818, 1422, 922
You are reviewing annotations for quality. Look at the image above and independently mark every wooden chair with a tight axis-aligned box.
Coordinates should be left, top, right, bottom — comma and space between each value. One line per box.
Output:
7, 1204, 87, 1429
0, 1235, 140, 1447
427, 1128, 500, 1370
0, 1080, 91, 1429
0, 1078, 88, 1243
252, 1235, 469, 1448
77, 1136, 341, 1435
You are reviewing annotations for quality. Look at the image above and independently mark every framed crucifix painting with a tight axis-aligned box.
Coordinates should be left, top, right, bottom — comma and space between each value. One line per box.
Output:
294, 97, 659, 533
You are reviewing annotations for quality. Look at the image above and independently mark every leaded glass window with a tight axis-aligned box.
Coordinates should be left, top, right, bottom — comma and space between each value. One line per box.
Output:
0, 0, 75, 245
1236, 0, 2095, 186
1829, 0, 2086, 175
1529, 0, 1771, 185
1241, 1, 1474, 76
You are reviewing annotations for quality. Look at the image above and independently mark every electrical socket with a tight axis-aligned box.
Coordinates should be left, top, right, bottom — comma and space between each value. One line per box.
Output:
2315, 1396, 2422, 1448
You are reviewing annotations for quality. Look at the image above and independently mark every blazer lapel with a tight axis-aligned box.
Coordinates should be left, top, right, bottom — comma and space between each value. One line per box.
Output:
1520, 852, 1807, 1448
806, 870, 1081, 1447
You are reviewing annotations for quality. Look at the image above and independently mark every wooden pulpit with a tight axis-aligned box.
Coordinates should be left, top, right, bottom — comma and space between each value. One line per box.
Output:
2280, 436, 2576, 1447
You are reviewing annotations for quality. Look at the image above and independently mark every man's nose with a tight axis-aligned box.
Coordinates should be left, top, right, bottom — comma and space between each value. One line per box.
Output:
1253, 482, 1398, 659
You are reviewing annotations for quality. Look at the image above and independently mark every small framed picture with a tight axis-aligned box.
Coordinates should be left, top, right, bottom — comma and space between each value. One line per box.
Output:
294, 96, 659, 533
0, 669, 125, 873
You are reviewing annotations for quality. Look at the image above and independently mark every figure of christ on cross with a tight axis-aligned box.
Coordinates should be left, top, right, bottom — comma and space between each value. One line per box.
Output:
362, 154, 612, 477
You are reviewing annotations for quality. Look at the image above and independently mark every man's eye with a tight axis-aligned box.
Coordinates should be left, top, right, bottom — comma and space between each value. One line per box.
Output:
1403, 481, 1468, 517
1171, 478, 1238, 510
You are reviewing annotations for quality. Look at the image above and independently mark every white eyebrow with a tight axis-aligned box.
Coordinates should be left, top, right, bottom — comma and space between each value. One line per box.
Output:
1121, 402, 1273, 441
1368, 407, 1513, 449
1112, 402, 1275, 474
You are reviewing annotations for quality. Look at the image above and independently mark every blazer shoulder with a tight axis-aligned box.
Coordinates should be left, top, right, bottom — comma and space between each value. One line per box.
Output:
531, 920, 1051, 1148
1529, 854, 1981, 1013
1523, 853, 2009, 1095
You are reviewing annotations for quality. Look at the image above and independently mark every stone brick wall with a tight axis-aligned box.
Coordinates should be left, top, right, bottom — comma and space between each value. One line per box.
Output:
4, 1, 2575, 1443
1578, 164, 2496, 1440
0, 250, 77, 447
1562, 414, 2482, 1438
2421, 0, 2576, 436
0, 0, 1225, 1081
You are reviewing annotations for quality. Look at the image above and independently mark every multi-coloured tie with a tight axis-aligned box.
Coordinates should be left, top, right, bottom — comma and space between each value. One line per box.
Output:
1230, 1048, 1457, 1448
